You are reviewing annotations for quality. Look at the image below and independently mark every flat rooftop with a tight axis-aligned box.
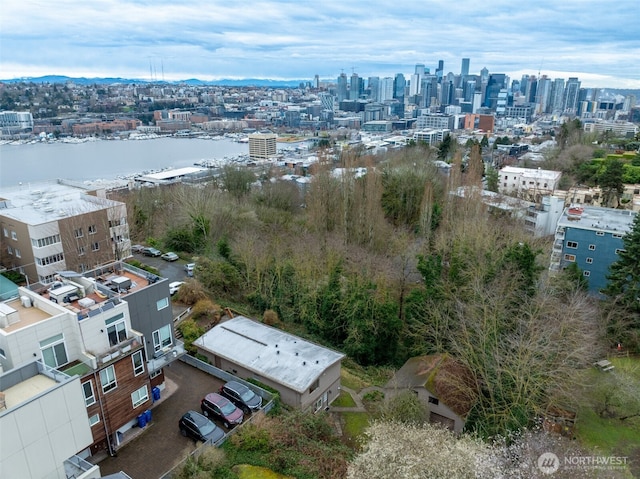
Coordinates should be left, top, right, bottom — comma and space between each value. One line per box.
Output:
195, 316, 344, 393
558, 206, 637, 234
1, 374, 57, 410
0, 181, 121, 225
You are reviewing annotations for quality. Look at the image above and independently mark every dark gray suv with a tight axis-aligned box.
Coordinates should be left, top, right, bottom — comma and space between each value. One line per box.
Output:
178, 410, 225, 443
219, 380, 262, 414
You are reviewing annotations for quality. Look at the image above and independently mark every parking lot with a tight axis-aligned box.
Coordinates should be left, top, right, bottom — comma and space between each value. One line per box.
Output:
97, 360, 227, 479
131, 250, 193, 284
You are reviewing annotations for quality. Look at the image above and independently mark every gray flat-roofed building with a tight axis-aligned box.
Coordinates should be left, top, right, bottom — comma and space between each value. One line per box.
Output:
194, 316, 344, 411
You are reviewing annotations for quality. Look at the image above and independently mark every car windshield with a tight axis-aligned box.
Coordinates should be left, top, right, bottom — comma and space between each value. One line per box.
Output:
220, 401, 236, 415
240, 388, 256, 402
194, 415, 216, 436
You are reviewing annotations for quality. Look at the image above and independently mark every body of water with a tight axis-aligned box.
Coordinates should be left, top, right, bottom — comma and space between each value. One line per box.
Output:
0, 137, 293, 188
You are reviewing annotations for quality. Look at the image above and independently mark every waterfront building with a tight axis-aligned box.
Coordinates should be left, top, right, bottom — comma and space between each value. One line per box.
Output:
0, 181, 131, 287
0, 111, 34, 135
248, 132, 277, 161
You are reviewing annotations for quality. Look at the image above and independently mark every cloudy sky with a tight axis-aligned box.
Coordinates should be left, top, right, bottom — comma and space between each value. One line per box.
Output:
2, 0, 639, 88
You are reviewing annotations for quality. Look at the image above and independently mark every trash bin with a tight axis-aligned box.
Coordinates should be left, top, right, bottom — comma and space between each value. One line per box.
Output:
152, 386, 161, 401
145, 409, 152, 423
137, 413, 147, 428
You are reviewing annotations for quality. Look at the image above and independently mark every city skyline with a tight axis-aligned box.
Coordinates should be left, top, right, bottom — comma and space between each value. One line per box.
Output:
2, 0, 640, 89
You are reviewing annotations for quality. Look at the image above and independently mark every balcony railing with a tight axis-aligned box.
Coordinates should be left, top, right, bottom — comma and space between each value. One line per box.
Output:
63, 454, 100, 479
147, 339, 186, 373
97, 330, 143, 366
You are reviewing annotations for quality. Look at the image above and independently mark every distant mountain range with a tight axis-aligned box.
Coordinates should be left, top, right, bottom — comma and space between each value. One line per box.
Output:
0, 75, 308, 87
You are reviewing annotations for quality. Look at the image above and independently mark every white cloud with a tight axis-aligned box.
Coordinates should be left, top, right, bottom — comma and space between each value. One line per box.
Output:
1, 0, 639, 88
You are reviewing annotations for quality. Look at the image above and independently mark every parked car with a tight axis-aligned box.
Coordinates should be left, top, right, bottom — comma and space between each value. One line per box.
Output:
184, 263, 195, 277
142, 247, 162, 257
161, 252, 179, 261
131, 244, 144, 253
178, 410, 225, 443
201, 392, 244, 428
169, 281, 184, 295
219, 380, 262, 414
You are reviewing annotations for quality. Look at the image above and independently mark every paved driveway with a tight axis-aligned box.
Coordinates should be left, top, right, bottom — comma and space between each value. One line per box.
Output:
98, 360, 225, 479
132, 252, 192, 283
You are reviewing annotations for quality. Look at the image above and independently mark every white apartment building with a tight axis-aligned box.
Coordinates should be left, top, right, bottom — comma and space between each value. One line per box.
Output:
499, 166, 562, 199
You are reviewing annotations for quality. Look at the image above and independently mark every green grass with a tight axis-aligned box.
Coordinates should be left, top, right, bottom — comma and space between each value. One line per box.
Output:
342, 412, 370, 449
332, 391, 357, 407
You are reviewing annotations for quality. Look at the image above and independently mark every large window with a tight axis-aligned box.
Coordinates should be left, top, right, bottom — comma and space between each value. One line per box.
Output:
153, 325, 172, 352
131, 385, 149, 408
88, 224, 97, 235
563, 254, 576, 262
88, 414, 100, 426
132, 350, 145, 376
82, 380, 96, 406
100, 365, 117, 393
566, 241, 578, 249
105, 313, 127, 346
39, 334, 68, 368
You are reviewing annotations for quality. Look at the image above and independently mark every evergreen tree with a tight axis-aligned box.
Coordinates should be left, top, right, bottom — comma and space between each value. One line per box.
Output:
605, 213, 640, 312
598, 158, 625, 207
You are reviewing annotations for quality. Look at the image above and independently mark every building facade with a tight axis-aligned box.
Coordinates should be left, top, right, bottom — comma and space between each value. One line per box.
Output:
549, 206, 637, 292
248, 132, 277, 161
0, 181, 131, 287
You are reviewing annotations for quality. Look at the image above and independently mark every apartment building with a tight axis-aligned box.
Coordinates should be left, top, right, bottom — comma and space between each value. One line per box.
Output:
0, 260, 184, 461
0, 181, 131, 287
549, 206, 637, 292
499, 166, 562, 200
0, 360, 99, 479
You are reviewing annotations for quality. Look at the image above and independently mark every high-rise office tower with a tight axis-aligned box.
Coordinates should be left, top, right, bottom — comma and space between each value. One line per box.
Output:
535, 76, 551, 114
480, 67, 489, 84
368, 76, 380, 101
313, 74, 320, 89
550, 78, 565, 113
525, 75, 537, 103
337, 73, 348, 102
380, 77, 394, 102
484, 73, 507, 109
319, 92, 335, 112
563, 77, 581, 113
461, 58, 470, 77
394, 73, 406, 100
436, 60, 444, 83
415, 63, 426, 75
420, 75, 438, 108
410, 73, 421, 96
350, 72, 360, 100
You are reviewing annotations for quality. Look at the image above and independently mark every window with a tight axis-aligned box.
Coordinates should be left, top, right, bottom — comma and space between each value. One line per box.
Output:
74, 228, 83, 238
40, 334, 68, 368
309, 378, 319, 394
615, 248, 626, 255
78, 245, 85, 256
503, 182, 507, 187
428, 396, 439, 405
564, 254, 576, 262
131, 385, 149, 408
596, 231, 605, 236
156, 297, 169, 311
105, 313, 127, 346
32, 234, 61, 248
100, 365, 117, 393
566, 241, 578, 249
36, 253, 64, 266
82, 380, 96, 406
588, 244, 596, 251
15, 248, 21, 258
2, 227, 7, 237
132, 350, 145, 376
7, 246, 12, 255
38, 273, 57, 284
88, 414, 100, 426
153, 325, 172, 352
612, 233, 623, 239
583, 271, 591, 277
314, 397, 323, 412
92, 242, 100, 252
586, 257, 593, 264
0, 347, 6, 358
150, 370, 162, 379
11, 231, 17, 240
88, 224, 97, 235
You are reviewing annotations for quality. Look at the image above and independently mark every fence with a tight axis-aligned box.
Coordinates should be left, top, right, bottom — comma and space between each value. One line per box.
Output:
158, 355, 276, 479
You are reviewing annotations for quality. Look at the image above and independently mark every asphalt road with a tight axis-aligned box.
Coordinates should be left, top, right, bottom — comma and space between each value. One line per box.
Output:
132, 251, 193, 283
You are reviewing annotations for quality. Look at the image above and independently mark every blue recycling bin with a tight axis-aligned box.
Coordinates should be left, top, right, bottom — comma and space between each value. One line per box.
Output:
152, 386, 161, 401
137, 413, 147, 428
145, 409, 152, 423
